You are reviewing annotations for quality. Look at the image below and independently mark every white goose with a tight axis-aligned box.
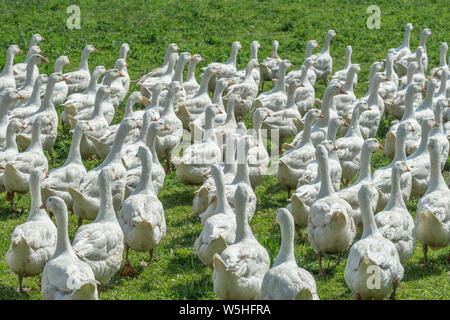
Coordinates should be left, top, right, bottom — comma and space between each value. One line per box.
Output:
40, 55, 70, 106
2, 117, 48, 212
9, 74, 47, 121
0, 45, 22, 92
344, 183, 404, 300
372, 122, 413, 213
137, 43, 179, 83
119, 146, 166, 275
40, 196, 99, 300
398, 28, 432, 75
248, 109, 271, 188
335, 101, 370, 184
0, 90, 25, 148
125, 120, 167, 197
68, 118, 137, 226
194, 164, 236, 268
206, 41, 242, 92
398, 47, 427, 91
415, 79, 436, 125
16, 73, 66, 153
156, 81, 184, 173
6, 169, 57, 293
430, 98, 449, 170
307, 144, 355, 276
293, 60, 316, 116
374, 161, 416, 264
176, 67, 221, 129
184, 54, 205, 98
13, 34, 44, 86
61, 66, 107, 127
174, 105, 222, 185
41, 123, 87, 212
138, 52, 178, 95
108, 58, 129, 108
278, 109, 322, 196
311, 30, 337, 85
231, 40, 261, 87
64, 45, 98, 94
286, 40, 320, 87
0, 119, 22, 193
429, 42, 448, 83
338, 138, 383, 228
391, 23, 413, 76
378, 53, 398, 104
407, 118, 435, 198
386, 62, 422, 120
119, 43, 131, 92
259, 208, 319, 300
212, 183, 270, 300
331, 46, 358, 88
333, 64, 360, 118
259, 40, 282, 91
384, 83, 423, 159
254, 60, 294, 112
72, 166, 124, 293
415, 136, 450, 265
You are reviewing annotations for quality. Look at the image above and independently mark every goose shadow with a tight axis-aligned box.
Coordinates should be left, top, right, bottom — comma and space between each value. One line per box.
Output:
403, 255, 448, 281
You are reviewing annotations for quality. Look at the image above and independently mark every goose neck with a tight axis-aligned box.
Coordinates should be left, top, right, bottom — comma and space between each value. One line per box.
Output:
305, 44, 314, 59
346, 106, 362, 138
65, 127, 84, 165
429, 149, 447, 189
135, 154, 155, 194
413, 124, 431, 155
54, 206, 73, 256
234, 207, 252, 243
186, 60, 198, 81
172, 57, 188, 83
402, 88, 415, 120
273, 214, 296, 266
385, 168, 406, 210
198, 72, 215, 94
23, 59, 38, 88
5, 125, 18, 151
27, 178, 46, 221
344, 67, 357, 91
421, 84, 434, 109
41, 80, 57, 111
146, 129, 161, 166
317, 156, 334, 199
368, 78, 381, 103
214, 170, 232, 214
226, 48, 239, 68
273, 65, 287, 92
78, 49, 90, 71
1, 49, 15, 74
161, 91, 175, 117
86, 70, 101, 94
94, 174, 117, 223
360, 194, 379, 238
322, 34, 332, 53
28, 79, 43, 105
402, 28, 412, 48
393, 129, 407, 162
356, 145, 374, 182
439, 46, 448, 67
298, 116, 313, 147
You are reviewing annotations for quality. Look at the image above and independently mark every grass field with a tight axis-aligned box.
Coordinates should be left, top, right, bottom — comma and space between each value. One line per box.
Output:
0, 0, 449, 300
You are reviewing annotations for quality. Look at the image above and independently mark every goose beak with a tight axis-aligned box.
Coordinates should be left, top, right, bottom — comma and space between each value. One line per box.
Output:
379, 143, 384, 149
119, 72, 125, 77
39, 49, 44, 54
228, 81, 234, 86
141, 97, 148, 104
333, 145, 338, 151
67, 61, 71, 66
93, 47, 98, 52
137, 123, 142, 129
19, 49, 23, 54
18, 94, 24, 100
319, 113, 325, 118
200, 57, 206, 62
241, 99, 245, 104
434, 122, 440, 127
41, 57, 49, 63
216, 70, 222, 76
126, 63, 129, 67
62, 76, 68, 81
313, 61, 318, 65
258, 45, 262, 49
300, 83, 305, 87
41, 37, 45, 41
45, 172, 49, 178
316, 44, 321, 48
89, 125, 94, 131
368, 106, 372, 110
115, 175, 119, 180
218, 109, 223, 114
109, 89, 114, 94
344, 121, 349, 127
406, 166, 411, 172
290, 63, 295, 68
39, 204, 47, 209
386, 77, 390, 81
266, 111, 271, 117
191, 57, 196, 61
340, 88, 347, 94
164, 124, 171, 130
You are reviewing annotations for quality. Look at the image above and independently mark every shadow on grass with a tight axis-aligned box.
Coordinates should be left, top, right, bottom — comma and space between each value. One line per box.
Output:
403, 255, 448, 281
0, 284, 31, 300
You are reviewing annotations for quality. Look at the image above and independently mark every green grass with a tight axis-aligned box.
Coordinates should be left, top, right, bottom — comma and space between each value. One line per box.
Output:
0, 0, 449, 300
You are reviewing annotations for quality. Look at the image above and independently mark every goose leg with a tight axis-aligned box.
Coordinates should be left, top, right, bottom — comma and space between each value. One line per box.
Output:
18, 275, 23, 293
165, 151, 171, 174
120, 244, 138, 276
288, 188, 291, 199
356, 293, 362, 300
389, 277, 399, 300
336, 251, 342, 266
7, 192, 18, 214
422, 244, 429, 266
149, 249, 154, 264
77, 217, 83, 228
318, 252, 326, 277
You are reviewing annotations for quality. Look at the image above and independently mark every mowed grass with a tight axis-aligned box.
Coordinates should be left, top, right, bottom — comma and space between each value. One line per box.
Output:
0, 0, 449, 300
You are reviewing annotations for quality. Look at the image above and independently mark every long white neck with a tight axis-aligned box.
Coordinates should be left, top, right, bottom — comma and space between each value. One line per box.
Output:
345, 105, 362, 138
344, 48, 352, 69
102, 125, 129, 166
343, 67, 357, 92
368, 78, 382, 104
54, 59, 66, 73
305, 43, 315, 59
326, 121, 339, 143
402, 27, 412, 49
356, 144, 374, 183
22, 58, 39, 88
134, 151, 155, 195
1, 48, 16, 75
317, 154, 334, 199
428, 146, 447, 192
85, 69, 103, 94
420, 82, 435, 110
27, 175, 47, 221
28, 77, 44, 106
214, 168, 232, 214
273, 211, 296, 266
27, 121, 43, 152
297, 114, 314, 148
78, 48, 90, 71
322, 33, 333, 53
212, 84, 226, 107
146, 127, 162, 166
438, 44, 448, 68
401, 86, 416, 120
198, 71, 215, 95
65, 126, 84, 166
94, 173, 117, 223
5, 124, 18, 151
54, 206, 73, 256
384, 167, 407, 210
393, 127, 407, 163
273, 63, 287, 92
172, 56, 188, 83
360, 193, 379, 238
231, 149, 250, 186
226, 47, 239, 68
437, 72, 447, 95
234, 194, 253, 243
419, 32, 428, 49
40, 79, 57, 112
412, 122, 432, 156
186, 60, 199, 82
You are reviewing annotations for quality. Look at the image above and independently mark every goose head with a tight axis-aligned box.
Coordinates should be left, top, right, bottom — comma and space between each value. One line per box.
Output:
120, 43, 131, 58
327, 83, 347, 96
29, 54, 49, 65
345, 45, 352, 58
8, 45, 22, 56
55, 55, 70, 71
320, 139, 337, 154
393, 160, 410, 177
100, 165, 118, 184
2, 89, 24, 104
364, 138, 384, 153
250, 40, 262, 56
232, 41, 243, 52
279, 59, 295, 71
84, 44, 98, 54
406, 82, 423, 97
42, 196, 66, 215
95, 85, 111, 103
246, 58, 260, 72
28, 46, 42, 56
202, 66, 220, 79
114, 58, 128, 72
147, 119, 167, 141
406, 61, 419, 75
272, 40, 280, 57
93, 65, 107, 77
428, 135, 443, 156
416, 47, 425, 61
32, 34, 45, 43
215, 78, 230, 92
421, 28, 432, 39
307, 39, 320, 51
105, 68, 125, 82
355, 100, 370, 114
288, 79, 304, 94
326, 29, 338, 40
178, 52, 192, 63
405, 23, 413, 32
128, 91, 148, 107
168, 43, 179, 53
236, 122, 247, 136
48, 72, 67, 85
305, 108, 323, 123
191, 53, 205, 64
315, 143, 328, 161
7, 118, 23, 133
349, 63, 361, 74
252, 108, 271, 125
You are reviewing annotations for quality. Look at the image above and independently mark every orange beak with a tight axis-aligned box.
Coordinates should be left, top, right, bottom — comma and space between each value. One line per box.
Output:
39, 204, 47, 209
164, 124, 170, 130
316, 44, 321, 48
290, 63, 295, 68
406, 166, 411, 172
266, 112, 271, 117
19, 49, 23, 54
115, 175, 119, 180
201, 57, 206, 62
119, 72, 125, 77
434, 122, 439, 127
386, 77, 390, 81
89, 126, 94, 131
368, 106, 372, 110
333, 145, 338, 151
62, 76, 68, 81
93, 47, 98, 52
18, 94, 24, 99
41, 57, 49, 63
191, 57, 196, 61
216, 70, 222, 76
344, 121, 349, 127
45, 172, 49, 178
137, 123, 142, 129
319, 113, 325, 118
379, 143, 384, 149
